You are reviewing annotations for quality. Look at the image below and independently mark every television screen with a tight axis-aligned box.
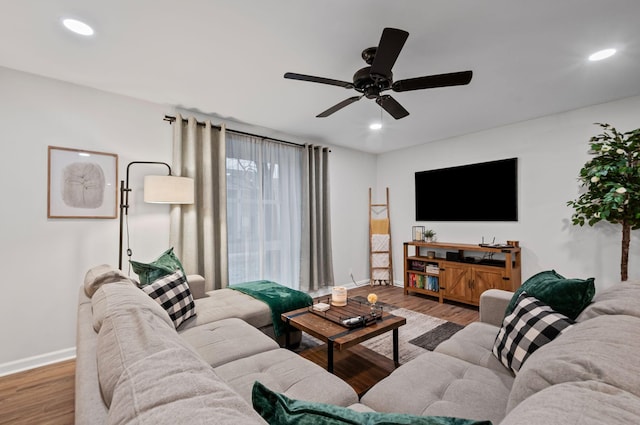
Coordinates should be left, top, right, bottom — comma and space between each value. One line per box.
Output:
415, 158, 518, 221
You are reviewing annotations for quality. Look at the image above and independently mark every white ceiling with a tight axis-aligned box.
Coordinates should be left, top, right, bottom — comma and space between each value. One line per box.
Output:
2, 1, 640, 154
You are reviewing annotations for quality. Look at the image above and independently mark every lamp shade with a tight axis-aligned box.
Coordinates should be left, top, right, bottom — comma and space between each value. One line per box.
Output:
143, 175, 194, 204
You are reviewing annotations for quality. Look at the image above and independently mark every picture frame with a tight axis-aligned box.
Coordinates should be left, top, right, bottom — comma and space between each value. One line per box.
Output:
48, 146, 118, 218
412, 225, 424, 241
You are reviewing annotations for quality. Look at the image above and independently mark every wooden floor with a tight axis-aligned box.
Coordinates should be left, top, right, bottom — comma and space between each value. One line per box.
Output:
0, 285, 478, 425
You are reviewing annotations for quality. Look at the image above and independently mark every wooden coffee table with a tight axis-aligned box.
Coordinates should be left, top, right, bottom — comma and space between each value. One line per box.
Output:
281, 301, 406, 373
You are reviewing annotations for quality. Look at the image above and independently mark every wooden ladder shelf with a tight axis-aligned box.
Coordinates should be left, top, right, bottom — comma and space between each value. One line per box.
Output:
369, 187, 393, 286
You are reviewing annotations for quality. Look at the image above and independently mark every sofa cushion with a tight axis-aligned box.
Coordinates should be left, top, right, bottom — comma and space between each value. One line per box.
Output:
91, 279, 172, 333
493, 293, 574, 373
179, 288, 273, 331
130, 247, 186, 286
106, 339, 266, 425
360, 351, 513, 425
84, 264, 138, 298
577, 280, 640, 321
505, 270, 595, 319
141, 269, 195, 329
96, 302, 187, 407
501, 381, 640, 425
435, 322, 510, 375
252, 381, 492, 425
179, 317, 279, 367
214, 348, 359, 408
507, 314, 640, 412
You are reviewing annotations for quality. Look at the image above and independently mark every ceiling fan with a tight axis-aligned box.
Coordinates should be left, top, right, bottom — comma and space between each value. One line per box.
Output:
284, 27, 473, 120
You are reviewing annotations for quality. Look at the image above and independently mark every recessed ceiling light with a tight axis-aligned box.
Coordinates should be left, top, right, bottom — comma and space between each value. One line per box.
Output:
369, 122, 382, 130
588, 48, 616, 61
62, 18, 94, 36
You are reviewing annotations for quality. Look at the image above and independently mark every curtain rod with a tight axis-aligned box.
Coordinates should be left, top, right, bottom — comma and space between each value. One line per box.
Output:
163, 115, 313, 149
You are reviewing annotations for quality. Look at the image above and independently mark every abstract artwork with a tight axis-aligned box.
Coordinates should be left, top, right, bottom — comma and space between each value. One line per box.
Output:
47, 146, 118, 218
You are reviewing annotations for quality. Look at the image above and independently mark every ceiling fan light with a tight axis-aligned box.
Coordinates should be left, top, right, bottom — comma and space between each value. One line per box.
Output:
370, 122, 382, 130
588, 48, 616, 61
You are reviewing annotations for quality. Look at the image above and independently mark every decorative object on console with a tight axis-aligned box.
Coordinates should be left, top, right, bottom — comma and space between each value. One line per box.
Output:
567, 122, 640, 281
412, 226, 424, 241
423, 229, 436, 242
493, 292, 575, 373
47, 146, 118, 218
118, 161, 194, 270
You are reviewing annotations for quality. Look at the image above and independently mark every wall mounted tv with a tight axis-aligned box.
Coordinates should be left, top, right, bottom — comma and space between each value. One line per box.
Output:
415, 158, 518, 221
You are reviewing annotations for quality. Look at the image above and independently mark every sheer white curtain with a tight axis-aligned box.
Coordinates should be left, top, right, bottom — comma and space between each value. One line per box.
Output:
170, 114, 228, 291
226, 133, 303, 288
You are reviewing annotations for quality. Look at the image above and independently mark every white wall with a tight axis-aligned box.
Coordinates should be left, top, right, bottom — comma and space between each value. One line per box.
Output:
377, 95, 640, 290
2, 64, 638, 374
0, 67, 376, 373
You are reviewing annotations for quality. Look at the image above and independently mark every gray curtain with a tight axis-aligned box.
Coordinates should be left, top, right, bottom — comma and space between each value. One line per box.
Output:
300, 144, 334, 292
170, 114, 228, 291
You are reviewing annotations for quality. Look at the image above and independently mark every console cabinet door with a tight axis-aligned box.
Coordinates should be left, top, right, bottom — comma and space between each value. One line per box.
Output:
472, 266, 506, 297
441, 262, 473, 303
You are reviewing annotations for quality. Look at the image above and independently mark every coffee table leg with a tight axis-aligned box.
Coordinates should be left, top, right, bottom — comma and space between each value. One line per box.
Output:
393, 328, 399, 367
285, 318, 291, 348
327, 339, 334, 373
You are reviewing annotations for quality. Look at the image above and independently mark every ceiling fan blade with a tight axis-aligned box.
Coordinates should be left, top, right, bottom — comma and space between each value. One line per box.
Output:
284, 72, 354, 89
392, 70, 473, 92
376, 95, 409, 119
370, 28, 409, 79
316, 96, 363, 117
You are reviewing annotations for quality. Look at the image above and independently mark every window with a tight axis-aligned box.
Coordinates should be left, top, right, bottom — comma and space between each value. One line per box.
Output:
226, 133, 302, 289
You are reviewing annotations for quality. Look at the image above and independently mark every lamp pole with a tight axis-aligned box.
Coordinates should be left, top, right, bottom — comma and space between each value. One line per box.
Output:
118, 161, 173, 270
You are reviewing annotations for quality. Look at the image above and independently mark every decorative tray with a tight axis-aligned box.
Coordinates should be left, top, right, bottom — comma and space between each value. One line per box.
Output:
309, 296, 382, 329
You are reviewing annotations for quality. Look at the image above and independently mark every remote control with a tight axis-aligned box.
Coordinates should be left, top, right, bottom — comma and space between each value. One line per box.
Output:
342, 316, 363, 326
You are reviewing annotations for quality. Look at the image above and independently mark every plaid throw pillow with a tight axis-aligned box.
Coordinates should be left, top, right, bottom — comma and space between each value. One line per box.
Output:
493, 292, 575, 373
142, 269, 195, 329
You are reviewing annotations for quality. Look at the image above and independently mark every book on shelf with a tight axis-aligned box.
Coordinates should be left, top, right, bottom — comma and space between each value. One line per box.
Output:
409, 260, 426, 272
427, 275, 439, 292
425, 264, 439, 274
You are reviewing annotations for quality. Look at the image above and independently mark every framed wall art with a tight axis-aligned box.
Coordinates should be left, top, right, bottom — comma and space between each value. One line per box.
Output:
48, 146, 118, 218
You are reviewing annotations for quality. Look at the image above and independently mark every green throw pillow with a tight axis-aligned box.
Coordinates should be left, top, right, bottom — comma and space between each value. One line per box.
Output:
251, 381, 492, 425
505, 270, 595, 320
130, 247, 186, 286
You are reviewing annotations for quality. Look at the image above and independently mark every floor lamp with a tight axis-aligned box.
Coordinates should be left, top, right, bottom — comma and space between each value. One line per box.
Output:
118, 161, 194, 270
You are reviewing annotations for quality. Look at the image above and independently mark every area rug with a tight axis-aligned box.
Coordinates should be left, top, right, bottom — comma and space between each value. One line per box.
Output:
296, 308, 465, 364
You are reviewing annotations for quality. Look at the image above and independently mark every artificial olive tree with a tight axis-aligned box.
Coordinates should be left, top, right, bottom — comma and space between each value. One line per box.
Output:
567, 123, 640, 281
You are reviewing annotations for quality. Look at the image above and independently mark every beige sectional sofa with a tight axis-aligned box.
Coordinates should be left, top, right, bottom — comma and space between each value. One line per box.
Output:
360, 282, 640, 424
76, 263, 640, 424
75, 265, 358, 425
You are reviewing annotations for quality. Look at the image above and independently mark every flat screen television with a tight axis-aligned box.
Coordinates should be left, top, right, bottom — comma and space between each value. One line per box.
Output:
415, 158, 518, 221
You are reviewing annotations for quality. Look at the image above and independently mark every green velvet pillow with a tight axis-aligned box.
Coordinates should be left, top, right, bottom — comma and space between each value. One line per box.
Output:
505, 270, 595, 320
251, 381, 492, 425
130, 247, 187, 286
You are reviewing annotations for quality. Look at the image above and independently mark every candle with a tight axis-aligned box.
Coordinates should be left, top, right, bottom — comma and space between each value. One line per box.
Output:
331, 286, 347, 306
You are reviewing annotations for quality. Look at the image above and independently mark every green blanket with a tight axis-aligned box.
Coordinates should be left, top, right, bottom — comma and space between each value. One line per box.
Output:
229, 280, 313, 337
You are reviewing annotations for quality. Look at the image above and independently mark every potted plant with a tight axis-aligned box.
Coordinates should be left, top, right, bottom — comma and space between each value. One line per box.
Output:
567, 123, 640, 281
424, 229, 436, 243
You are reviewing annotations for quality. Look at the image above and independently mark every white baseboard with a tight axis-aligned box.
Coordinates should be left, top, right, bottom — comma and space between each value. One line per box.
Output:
0, 347, 76, 377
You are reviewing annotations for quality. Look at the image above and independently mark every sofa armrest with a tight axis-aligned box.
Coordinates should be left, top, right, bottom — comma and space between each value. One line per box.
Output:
187, 275, 206, 299
479, 289, 513, 326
